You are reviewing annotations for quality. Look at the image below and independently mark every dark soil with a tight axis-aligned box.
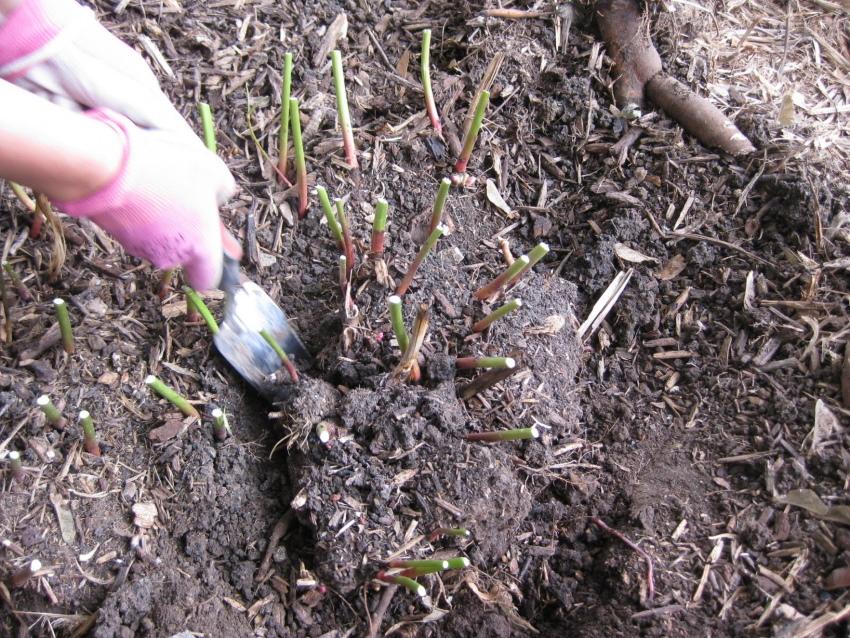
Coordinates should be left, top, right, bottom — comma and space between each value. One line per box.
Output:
3, 1, 850, 637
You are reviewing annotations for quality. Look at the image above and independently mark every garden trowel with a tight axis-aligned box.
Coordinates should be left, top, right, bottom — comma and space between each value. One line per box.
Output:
214, 250, 310, 400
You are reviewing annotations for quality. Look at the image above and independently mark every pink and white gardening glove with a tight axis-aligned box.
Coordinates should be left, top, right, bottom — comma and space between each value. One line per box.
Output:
53, 110, 237, 290
0, 0, 194, 136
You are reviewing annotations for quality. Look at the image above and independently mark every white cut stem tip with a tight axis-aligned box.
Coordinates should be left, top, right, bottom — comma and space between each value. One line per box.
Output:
377, 197, 388, 205
505, 358, 516, 369
211, 408, 223, 419
144, 375, 157, 385
457, 557, 471, 567
416, 584, 427, 597
530, 426, 540, 438
435, 224, 448, 234
52, 298, 65, 306
514, 299, 523, 308
8, 451, 20, 461
78, 410, 90, 421
388, 295, 402, 306
36, 395, 49, 406
318, 429, 330, 443
441, 560, 450, 569
29, 559, 41, 572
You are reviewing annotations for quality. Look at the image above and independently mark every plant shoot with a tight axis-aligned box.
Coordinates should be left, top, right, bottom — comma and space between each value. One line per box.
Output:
376, 570, 426, 597
183, 287, 219, 334
429, 178, 451, 234
371, 198, 389, 255
473, 255, 529, 300
211, 408, 229, 442
421, 29, 441, 134
53, 298, 74, 354
79, 410, 101, 456
289, 97, 309, 218
456, 356, 516, 370
37, 395, 65, 429
395, 224, 446, 296
331, 50, 358, 169
472, 298, 522, 333
317, 186, 344, 248
466, 426, 539, 442
277, 52, 293, 180
388, 295, 409, 351
260, 329, 299, 383
145, 375, 200, 418
454, 90, 490, 174
197, 102, 217, 153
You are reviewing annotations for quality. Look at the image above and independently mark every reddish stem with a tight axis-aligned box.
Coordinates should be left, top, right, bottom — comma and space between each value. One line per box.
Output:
283, 358, 299, 384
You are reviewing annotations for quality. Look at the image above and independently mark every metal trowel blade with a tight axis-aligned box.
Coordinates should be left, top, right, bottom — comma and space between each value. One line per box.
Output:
213, 280, 309, 399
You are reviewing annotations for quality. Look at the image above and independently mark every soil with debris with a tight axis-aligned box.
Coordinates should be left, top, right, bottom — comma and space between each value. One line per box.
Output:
3, 1, 850, 637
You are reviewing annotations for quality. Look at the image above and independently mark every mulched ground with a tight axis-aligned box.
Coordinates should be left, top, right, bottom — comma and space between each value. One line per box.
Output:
2, 1, 850, 636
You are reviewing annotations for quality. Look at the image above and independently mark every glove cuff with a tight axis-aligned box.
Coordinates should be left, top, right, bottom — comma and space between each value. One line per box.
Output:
0, 0, 89, 77
52, 108, 132, 218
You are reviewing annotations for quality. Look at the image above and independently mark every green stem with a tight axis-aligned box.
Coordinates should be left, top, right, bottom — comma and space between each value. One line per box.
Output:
183, 287, 219, 334
211, 407, 229, 441
455, 356, 515, 370
79, 410, 101, 456
389, 559, 448, 575
2, 261, 32, 302
278, 52, 293, 179
260, 328, 299, 383
53, 298, 74, 354
317, 186, 344, 248
454, 90, 490, 173
197, 102, 217, 153
421, 29, 441, 134
331, 50, 358, 169
445, 557, 471, 570
473, 255, 529, 300
335, 198, 355, 273
370, 198, 389, 254
37, 395, 65, 428
388, 295, 409, 351
429, 178, 451, 234
471, 298, 522, 333
427, 527, 471, 541
338, 255, 348, 293
376, 571, 426, 597
9, 181, 35, 212
145, 375, 200, 418
8, 450, 22, 482
289, 97, 309, 218
395, 224, 446, 296
466, 426, 539, 442
505, 242, 550, 287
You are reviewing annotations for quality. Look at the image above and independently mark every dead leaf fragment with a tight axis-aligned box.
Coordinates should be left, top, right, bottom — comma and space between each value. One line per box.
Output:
614, 243, 657, 264
132, 502, 158, 529
810, 399, 841, 457
485, 179, 513, 216
825, 566, 850, 590
49, 490, 77, 544
777, 489, 850, 526
147, 417, 188, 443
314, 13, 348, 66
655, 255, 686, 280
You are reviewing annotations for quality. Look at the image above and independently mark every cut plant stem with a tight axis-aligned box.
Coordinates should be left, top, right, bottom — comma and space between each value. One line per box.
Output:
8, 450, 23, 482
185, 291, 201, 324
466, 426, 539, 442
37, 395, 66, 429
429, 178, 451, 234
53, 298, 74, 354
330, 50, 358, 169
317, 186, 344, 248
454, 89, 490, 174
2, 262, 32, 301
427, 527, 471, 542
145, 375, 200, 418
388, 295, 409, 351
10, 559, 41, 588
420, 29, 441, 135
79, 410, 101, 456
370, 198, 389, 255
158, 268, 175, 300
259, 329, 299, 383
9, 181, 35, 212
394, 304, 429, 381
472, 298, 522, 333
338, 255, 348, 294
289, 97, 309, 218
456, 356, 515, 370
376, 571, 426, 598
277, 52, 293, 180
473, 255, 529, 300
182, 287, 219, 334
335, 198, 355, 274
395, 224, 446, 296
389, 559, 448, 576
197, 102, 217, 153
316, 421, 331, 444
211, 408, 229, 442
445, 557, 471, 570
505, 242, 549, 288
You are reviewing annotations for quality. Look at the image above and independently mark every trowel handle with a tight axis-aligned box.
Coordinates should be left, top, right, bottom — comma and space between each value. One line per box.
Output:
219, 221, 243, 293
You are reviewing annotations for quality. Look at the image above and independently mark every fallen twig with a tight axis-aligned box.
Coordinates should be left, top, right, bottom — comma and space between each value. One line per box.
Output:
591, 516, 655, 601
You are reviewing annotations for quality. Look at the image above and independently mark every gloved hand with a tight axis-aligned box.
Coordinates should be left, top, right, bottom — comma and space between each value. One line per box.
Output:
54, 109, 237, 290
0, 0, 194, 135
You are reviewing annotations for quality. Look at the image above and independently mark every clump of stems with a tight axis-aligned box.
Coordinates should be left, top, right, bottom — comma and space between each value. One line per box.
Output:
454, 90, 490, 174
37, 395, 66, 429
197, 102, 217, 153
466, 426, 539, 442
472, 298, 522, 333
260, 329, 299, 383
388, 295, 409, 351
370, 198, 389, 255
79, 410, 101, 456
429, 178, 451, 234
473, 255, 529, 300
211, 408, 229, 442
317, 186, 344, 248
53, 298, 74, 354
335, 198, 356, 275
277, 52, 293, 180
338, 255, 348, 293
421, 29, 441, 135
10, 559, 41, 588
289, 97, 309, 218
183, 287, 219, 334
456, 356, 515, 370
8, 450, 23, 482
428, 527, 471, 542
145, 375, 200, 418
2, 261, 32, 301
376, 570, 426, 598
395, 224, 446, 296
505, 242, 550, 288
330, 50, 358, 169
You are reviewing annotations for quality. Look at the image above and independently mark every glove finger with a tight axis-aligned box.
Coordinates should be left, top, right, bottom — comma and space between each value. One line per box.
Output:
182, 218, 225, 292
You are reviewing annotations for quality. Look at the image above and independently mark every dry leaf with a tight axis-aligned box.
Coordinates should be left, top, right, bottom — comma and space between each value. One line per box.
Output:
614, 242, 657, 264
778, 93, 795, 128
50, 490, 77, 544
313, 13, 348, 66
655, 255, 686, 280
825, 566, 850, 590
148, 417, 188, 443
777, 489, 850, 525
810, 399, 841, 457
391, 468, 418, 487
485, 179, 513, 216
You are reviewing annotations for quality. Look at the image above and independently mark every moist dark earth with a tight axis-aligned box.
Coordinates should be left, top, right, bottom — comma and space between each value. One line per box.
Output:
2, 1, 850, 637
